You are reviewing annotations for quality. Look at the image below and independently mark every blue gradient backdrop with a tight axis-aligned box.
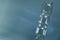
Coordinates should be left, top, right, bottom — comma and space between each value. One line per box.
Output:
0, 0, 60, 40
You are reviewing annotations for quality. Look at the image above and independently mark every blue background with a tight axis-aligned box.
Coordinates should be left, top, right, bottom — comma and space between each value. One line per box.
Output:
0, 0, 60, 40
